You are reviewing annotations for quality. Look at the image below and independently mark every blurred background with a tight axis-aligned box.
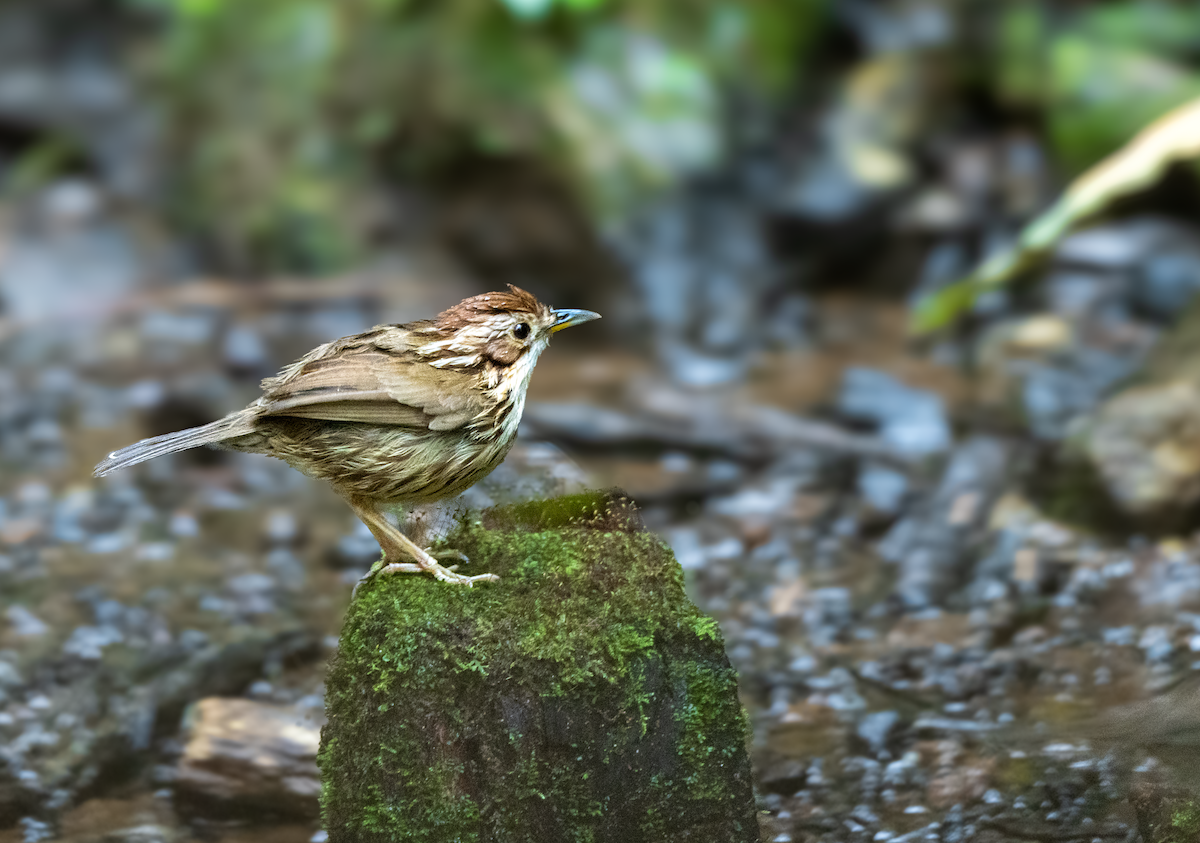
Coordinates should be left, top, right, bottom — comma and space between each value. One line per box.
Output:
6, 0, 1200, 840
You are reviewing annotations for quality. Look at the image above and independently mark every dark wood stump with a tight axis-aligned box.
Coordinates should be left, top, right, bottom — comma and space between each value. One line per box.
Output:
319, 492, 757, 843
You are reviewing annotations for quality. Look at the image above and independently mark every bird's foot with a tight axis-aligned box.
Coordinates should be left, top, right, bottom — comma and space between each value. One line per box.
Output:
419, 559, 501, 586
352, 547, 498, 597
415, 545, 498, 585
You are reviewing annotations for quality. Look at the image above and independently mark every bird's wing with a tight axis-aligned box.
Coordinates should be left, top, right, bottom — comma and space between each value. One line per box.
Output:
257, 344, 484, 431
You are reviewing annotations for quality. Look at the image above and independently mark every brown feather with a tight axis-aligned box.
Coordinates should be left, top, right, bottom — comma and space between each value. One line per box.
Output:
258, 346, 487, 430
433, 285, 549, 333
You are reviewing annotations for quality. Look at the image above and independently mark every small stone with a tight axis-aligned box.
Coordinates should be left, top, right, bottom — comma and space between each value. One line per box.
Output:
858, 464, 909, 516
1087, 381, 1200, 520
1135, 249, 1200, 321
6, 606, 48, 638
100, 825, 177, 843
0, 660, 21, 688
858, 710, 901, 756
169, 511, 199, 538
838, 368, 951, 457
263, 509, 298, 545
20, 817, 53, 843
759, 759, 807, 795
226, 573, 277, 615
222, 323, 269, 372
62, 625, 124, 660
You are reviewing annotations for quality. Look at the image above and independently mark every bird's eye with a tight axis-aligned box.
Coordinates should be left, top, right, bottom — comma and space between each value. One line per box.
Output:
513, 322, 531, 340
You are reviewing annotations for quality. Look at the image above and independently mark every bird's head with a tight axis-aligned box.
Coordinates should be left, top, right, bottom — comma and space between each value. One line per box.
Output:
427, 285, 600, 373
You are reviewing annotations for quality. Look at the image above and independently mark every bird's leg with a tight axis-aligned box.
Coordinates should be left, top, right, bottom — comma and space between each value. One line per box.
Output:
345, 495, 500, 593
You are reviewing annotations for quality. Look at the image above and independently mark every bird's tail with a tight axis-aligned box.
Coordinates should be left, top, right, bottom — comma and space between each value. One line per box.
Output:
94, 414, 257, 477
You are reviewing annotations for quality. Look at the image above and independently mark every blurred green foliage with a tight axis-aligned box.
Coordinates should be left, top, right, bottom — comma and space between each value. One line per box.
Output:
912, 1, 1200, 333
122, 0, 824, 273
994, 1, 1200, 174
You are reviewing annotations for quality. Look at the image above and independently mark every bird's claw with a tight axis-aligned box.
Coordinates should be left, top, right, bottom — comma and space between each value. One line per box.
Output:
352, 548, 498, 598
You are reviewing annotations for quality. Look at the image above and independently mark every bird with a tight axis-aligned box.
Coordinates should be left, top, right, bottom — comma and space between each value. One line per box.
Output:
95, 286, 600, 588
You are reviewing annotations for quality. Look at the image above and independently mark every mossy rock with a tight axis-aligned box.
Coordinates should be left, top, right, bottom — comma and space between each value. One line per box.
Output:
1132, 780, 1200, 843
319, 491, 757, 843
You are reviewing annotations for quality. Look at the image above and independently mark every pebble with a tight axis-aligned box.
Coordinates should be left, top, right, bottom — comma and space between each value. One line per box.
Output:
1138, 625, 1175, 662
62, 625, 125, 660
226, 573, 277, 615
136, 542, 175, 562
222, 322, 270, 371
858, 710, 901, 756
1134, 248, 1200, 321
0, 660, 21, 688
139, 310, 218, 348
263, 509, 298, 545
858, 464, 910, 515
884, 752, 921, 787
20, 817, 54, 843
1055, 217, 1180, 269
87, 532, 131, 555
6, 606, 49, 638
838, 368, 951, 457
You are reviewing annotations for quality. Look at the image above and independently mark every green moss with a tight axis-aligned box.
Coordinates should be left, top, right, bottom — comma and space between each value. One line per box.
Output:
1171, 801, 1200, 838
319, 492, 756, 842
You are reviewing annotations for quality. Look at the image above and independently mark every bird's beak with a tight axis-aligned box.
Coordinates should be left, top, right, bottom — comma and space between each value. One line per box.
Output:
550, 308, 601, 333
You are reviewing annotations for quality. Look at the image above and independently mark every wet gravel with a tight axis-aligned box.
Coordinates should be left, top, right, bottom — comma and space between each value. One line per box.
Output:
1, 101, 1200, 843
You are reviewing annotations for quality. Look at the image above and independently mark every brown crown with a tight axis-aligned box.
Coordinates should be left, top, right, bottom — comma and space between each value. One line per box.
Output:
435, 285, 548, 331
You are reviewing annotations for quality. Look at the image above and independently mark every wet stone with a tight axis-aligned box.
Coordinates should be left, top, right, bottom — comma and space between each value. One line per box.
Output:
175, 697, 322, 820
1055, 216, 1193, 271
263, 509, 299, 545
804, 588, 853, 647
838, 367, 951, 457
880, 436, 1012, 608
6, 606, 48, 639
100, 824, 177, 843
858, 710, 902, 757
858, 464, 909, 517
0, 661, 21, 690
759, 759, 807, 796
19, 817, 53, 843
1020, 351, 1137, 442
1134, 249, 1200, 322
225, 573, 277, 616
61, 625, 124, 660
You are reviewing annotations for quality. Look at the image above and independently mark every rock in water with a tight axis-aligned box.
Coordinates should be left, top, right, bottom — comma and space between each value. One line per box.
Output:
176, 698, 322, 819
319, 492, 757, 843
1084, 298, 1200, 527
